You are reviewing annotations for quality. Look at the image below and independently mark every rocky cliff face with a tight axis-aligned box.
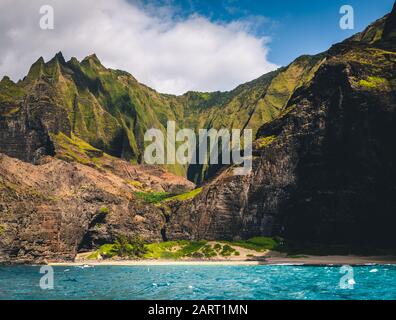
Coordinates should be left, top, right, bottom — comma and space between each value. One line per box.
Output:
0, 154, 194, 263
166, 10, 396, 249
0, 76, 61, 163
1, 6, 396, 262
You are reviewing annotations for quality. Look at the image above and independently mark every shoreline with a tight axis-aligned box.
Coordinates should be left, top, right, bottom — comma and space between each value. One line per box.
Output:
48, 255, 396, 267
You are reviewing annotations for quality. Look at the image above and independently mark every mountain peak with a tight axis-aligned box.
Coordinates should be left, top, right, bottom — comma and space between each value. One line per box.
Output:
49, 51, 66, 64
26, 56, 45, 80
1, 75, 13, 84
55, 51, 64, 58
86, 53, 99, 60
82, 53, 102, 66
34, 56, 45, 65
68, 57, 79, 64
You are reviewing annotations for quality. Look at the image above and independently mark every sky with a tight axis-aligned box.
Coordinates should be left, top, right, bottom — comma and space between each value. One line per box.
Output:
0, 0, 394, 95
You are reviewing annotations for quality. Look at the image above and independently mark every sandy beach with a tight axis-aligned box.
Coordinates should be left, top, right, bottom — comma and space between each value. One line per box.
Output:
48, 255, 396, 267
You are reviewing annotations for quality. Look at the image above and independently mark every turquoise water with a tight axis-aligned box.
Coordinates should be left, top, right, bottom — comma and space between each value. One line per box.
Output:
0, 265, 395, 300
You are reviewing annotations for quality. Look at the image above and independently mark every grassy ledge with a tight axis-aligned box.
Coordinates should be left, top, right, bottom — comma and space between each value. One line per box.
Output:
164, 187, 203, 202
134, 187, 203, 204
84, 237, 283, 261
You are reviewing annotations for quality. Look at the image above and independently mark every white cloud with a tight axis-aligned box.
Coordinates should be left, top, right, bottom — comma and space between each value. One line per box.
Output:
0, 0, 277, 95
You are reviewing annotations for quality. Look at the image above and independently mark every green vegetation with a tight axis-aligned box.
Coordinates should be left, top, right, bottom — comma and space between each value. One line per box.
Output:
146, 241, 242, 259
358, 76, 389, 89
144, 240, 207, 259
112, 236, 147, 258
255, 135, 277, 149
98, 206, 110, 214
220, 244, 236, 256
0, 51, 324, 183
86, 237, 283, 260
0, 77, 25, 105
126, 180, 143, 188
224, 237, 282, 252
134, 191, 172, 204
52, 132, 104, 167
134, 188, 202, 204
165, 187, 203, 202
146, 241, 245, 259
143, 241, 183, 259
87, 244, 115, 260
87, 236, 147, 259
201, 244, 217, 258
213, 243, 222, 252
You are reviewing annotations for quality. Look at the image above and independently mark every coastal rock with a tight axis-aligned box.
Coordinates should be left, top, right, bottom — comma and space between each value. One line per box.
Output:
0, 154, 165, 263
166, 14, 396, 248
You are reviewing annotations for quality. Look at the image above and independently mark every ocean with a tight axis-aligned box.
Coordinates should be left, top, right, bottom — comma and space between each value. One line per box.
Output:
0, 265, 395, 300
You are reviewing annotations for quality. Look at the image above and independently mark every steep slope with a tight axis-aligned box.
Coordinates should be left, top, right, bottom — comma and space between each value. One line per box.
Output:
0, 154, 163, 263
0, 53, 187, 174
166, 9, 396, 249
181, 55, 324, 183
0, 151, 195, 263
0, 49, 323, 182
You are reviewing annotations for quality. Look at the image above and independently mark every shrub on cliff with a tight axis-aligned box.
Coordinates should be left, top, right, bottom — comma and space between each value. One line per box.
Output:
95, 236, 148, 259
112, 236, 148, 258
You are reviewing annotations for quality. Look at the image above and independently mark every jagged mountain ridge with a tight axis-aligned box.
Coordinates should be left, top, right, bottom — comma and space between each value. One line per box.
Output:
0, 43, 324, 183
1, 4, 396, 263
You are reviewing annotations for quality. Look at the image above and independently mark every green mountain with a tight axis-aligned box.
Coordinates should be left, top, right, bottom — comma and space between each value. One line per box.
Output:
0, 46, 324, 183
1, 3, 396, 263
